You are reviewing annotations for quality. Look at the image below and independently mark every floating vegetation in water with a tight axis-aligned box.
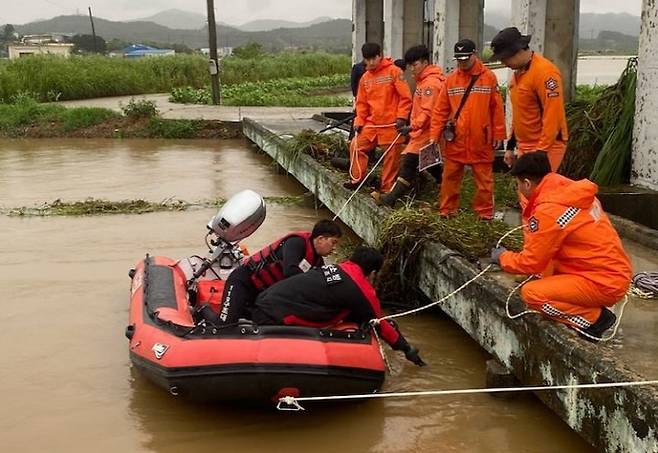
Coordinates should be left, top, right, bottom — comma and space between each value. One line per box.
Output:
4, 195, 311, 217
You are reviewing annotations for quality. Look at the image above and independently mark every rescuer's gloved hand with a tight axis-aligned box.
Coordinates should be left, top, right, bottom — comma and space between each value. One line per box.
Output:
490, 246, 507, 265
395, 118, 408, 131
398, 125, 412, 136
392, 334, 426, 367
404, 345, 426, 367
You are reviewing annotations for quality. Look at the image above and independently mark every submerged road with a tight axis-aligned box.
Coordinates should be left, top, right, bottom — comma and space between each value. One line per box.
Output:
58, 94, 351, 122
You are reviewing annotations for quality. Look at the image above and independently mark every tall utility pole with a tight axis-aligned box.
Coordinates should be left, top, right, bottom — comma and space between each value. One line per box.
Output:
88, 6, 97, 53
206, 0, 221, 105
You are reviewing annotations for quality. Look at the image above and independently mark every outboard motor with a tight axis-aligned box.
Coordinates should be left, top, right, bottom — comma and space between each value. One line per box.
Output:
187, 190, 266, 287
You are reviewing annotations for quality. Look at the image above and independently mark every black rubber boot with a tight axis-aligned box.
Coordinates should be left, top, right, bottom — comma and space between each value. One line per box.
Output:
330, 156, 350, 171
580, 307, 617, 342
426, 164, 443, 184
367, 148, 376, 165
375, 177, 412, 207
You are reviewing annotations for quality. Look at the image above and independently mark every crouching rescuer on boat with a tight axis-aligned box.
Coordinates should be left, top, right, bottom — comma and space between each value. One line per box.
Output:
490, 152, 632, 340
251, 246, 426, 366
198, 219, 343, 326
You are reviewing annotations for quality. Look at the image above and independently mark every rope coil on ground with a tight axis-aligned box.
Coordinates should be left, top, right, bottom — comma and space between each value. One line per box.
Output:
630, 272, 658, 299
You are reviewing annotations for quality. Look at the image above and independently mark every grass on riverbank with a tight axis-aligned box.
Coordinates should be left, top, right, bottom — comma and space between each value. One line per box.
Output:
0, 53, 351, 103
0, 98, 240, 139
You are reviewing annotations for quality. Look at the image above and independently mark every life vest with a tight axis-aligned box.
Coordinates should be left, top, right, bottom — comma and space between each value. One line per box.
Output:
244, 231, 318, 291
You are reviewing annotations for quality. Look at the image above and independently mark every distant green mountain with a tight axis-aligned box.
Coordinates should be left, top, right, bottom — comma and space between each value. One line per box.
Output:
484, 10, 640, 39
238, 17, 335, 32
133, 9, 206, 30
579, 30, 638, 54
14, 15, 352, 52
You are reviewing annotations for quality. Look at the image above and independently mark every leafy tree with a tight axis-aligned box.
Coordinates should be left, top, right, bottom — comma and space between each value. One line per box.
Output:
1, 24, 17, 42
232, 42, 264, 59
71, 34, 107, 54
106, 38, 129, 52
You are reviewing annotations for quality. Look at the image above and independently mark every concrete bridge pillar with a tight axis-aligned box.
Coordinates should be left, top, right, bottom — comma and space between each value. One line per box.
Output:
432, 0, 484, 73
510, 0, 579, 102
352, 0, 384, 64
383, 0, 432, 60
632, 0, 658, 190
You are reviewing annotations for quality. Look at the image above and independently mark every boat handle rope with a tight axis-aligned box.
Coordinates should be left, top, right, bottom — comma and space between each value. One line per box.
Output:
276, 379, 658, 411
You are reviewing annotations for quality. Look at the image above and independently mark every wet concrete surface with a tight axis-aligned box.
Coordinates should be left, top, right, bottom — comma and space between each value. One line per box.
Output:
0, 138, 592, 452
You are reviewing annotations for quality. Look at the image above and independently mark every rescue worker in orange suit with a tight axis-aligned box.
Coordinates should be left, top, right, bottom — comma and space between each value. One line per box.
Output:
373, 44, 445, 207
346, 42, 412, 194
491, 152, 632, 341
198, 220, 342, 326
429, 39, 506, 220
491, 27, 568, 173
252, 246, 425, 366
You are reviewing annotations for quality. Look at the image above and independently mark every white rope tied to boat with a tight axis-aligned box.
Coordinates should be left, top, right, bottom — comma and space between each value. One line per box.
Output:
276, 379, 658, 411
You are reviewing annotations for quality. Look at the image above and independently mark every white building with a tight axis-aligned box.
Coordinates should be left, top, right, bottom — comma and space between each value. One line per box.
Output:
8, 43, 74, 59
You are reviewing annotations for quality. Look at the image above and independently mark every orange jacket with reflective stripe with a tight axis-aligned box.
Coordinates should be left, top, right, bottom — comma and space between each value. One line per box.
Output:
500, 173, 631, 296
429, 58, 506, 164
408, 64, 445, 145
509, 52, 569, 151
354, 58, 412, 134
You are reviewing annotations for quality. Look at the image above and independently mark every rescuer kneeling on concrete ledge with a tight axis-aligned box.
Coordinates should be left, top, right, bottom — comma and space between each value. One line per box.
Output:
490, 152, 632, 340
251, 246, 425, 366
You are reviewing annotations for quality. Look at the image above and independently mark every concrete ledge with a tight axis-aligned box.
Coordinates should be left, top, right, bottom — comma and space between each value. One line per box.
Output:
243, 117, 658, 453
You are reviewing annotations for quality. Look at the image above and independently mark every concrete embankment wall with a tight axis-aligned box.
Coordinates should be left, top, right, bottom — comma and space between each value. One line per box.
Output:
243, 117, 658, 453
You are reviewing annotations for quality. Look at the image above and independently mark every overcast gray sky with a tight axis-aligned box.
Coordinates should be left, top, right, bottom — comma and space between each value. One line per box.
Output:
2, 0, 642, 26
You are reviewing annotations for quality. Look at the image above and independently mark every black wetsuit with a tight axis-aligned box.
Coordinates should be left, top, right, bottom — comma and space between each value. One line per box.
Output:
251, 262, 403, 347
214, 236, 322, 325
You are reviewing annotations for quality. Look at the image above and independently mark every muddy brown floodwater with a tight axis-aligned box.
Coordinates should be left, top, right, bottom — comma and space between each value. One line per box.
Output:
0, 138, 592, 452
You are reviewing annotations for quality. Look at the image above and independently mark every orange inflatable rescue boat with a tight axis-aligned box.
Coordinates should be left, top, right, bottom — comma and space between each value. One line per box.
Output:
126, 190, 386, 403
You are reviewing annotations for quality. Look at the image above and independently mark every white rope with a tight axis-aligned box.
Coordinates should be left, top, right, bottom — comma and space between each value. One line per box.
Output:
376, 225, 524, 322
333, 133, 403, 221
347, 123, 398, 187
276, 379, 658, 410
371, 325, 392, 373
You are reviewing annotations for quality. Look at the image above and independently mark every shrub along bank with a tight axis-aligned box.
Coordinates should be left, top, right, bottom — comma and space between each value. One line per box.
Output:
0, 98, 240, 139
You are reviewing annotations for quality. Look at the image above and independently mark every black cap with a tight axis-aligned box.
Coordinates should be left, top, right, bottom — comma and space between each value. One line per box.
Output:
453, 39, 476, 60
509, 151, 551, 179
490, 27, 531, 60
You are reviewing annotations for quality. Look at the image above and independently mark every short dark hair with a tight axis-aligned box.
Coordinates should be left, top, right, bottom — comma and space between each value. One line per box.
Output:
404, 44, 430, 65
362, 42, 382, 59
349, 246, 384, 275
509, 151, 551, 181
311, 219, 342, 239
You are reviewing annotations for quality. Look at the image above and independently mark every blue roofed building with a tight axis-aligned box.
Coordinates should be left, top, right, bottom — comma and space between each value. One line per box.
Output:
122, 44, 175, 58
